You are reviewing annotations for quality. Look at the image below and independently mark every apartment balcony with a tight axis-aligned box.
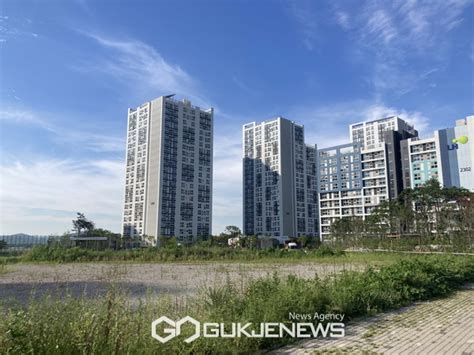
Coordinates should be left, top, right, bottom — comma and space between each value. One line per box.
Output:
361, 156, 385, 163
362, 164, 386, 171
363, 174, 385, 179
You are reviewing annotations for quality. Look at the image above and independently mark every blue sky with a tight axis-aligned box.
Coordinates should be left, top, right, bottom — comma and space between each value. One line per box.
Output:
1, 0, 473, 235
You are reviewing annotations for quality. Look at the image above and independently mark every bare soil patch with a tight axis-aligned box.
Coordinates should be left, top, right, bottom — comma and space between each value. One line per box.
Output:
0, 262, 361, 306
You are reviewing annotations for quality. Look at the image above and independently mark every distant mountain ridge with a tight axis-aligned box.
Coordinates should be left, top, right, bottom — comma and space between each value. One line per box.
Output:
1, 233, 49, 238
0, 234, 50, 246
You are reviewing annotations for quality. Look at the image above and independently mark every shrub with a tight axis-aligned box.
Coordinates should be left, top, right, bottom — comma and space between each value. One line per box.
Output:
315, 244, 345, 257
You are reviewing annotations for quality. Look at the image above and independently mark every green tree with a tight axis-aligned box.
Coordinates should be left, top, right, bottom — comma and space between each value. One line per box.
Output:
240, 235, 258, 249
331, 217, 364, 247
72, 213, 95, 236
458, 195, 474, 249
220, 225, 242, 239
296, 235, 311, 248
368, 200, 407, 237
158, 236, 178, 249
0, 240, 7, 250
396, 190, 415, 235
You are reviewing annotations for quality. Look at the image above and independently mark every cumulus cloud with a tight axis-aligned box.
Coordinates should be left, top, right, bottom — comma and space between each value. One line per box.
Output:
362, 104, 430, 137
0, 158, 124, 235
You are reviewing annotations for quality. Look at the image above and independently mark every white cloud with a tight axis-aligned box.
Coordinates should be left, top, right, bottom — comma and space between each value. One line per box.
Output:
0, 107, 124, 153
354, 0, 471, 50
335, 11, 350, 30
0, 16, 40, 42
333, 0, 472, 97
78, 32, 211, 108
288, 0, 319, 50
362, 104, 430, 136
0, 158, 124, 235
288, 100, 433, 150
212, 131, 243, 232
232, 75, 259, 96
363, 9, 397, 44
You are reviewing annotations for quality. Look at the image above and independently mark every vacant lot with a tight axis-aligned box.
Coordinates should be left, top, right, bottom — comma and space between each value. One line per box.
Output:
1, 256, 472, 354
0, 262, 362, 306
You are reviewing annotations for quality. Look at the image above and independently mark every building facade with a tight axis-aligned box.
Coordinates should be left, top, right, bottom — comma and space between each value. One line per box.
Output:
242, 117, 319, 239
435, 115, 474, 192
318, 116, 418, 239
400, 115, 473, 192
122, 95, 213, 245
350, 116, 417, 150
318, 143, 363, 238
407, 137, 440, 188
384, 129, 419, 198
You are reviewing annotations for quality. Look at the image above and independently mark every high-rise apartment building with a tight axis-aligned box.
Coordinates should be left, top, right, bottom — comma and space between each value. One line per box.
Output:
243, 117, 319, 239
318, 116, 418, 239
318, 143, 363, 237
351, 116, 418, 199
122, 95, 213, 245
400, 115, 473, 192
350, 116, 417, 150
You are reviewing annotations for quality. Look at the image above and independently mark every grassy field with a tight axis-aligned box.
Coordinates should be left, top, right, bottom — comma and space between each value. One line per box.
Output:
1, 255, 473, 354
0, 244, 432, 266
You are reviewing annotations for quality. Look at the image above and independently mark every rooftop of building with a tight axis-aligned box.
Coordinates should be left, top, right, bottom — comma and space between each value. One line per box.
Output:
350, 116, 414, 129
243, 116, 303, 128
128, 94, 213, 113
318, 141, 361, 153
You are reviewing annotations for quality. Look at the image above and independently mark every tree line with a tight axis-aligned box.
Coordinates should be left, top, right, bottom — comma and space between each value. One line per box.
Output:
330, 179, 474, 250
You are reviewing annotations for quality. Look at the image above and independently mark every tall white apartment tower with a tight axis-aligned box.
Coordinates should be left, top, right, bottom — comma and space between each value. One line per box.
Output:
350, 116, 417, 212
122, 95, 213, 245
350, 116, 417, 150
243, 117, 319, 240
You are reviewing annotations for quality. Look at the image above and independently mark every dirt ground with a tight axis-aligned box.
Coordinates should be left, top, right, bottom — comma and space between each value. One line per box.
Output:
0, 262, 361, 306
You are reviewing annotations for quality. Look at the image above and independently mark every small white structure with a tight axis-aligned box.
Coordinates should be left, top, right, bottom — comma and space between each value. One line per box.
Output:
228, 236, 240, 248
287, 242, 298, 250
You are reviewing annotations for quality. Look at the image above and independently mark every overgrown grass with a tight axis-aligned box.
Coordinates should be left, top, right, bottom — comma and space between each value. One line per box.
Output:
13, 245, 350, 264
335, 234, 472, 253
1, 255, 472, 354
2, 244, 415, 266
